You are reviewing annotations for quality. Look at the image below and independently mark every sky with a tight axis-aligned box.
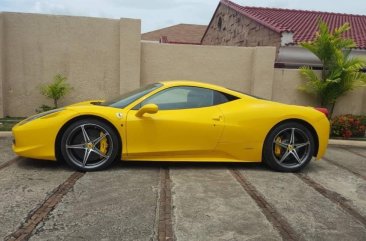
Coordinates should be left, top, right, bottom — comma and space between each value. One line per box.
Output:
0, 0, 365, 33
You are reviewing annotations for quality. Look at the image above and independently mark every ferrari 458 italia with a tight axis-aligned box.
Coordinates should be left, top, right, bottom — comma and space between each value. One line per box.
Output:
12, 81, 329, 172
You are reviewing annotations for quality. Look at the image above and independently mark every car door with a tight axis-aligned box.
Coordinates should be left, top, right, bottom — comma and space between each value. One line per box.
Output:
125, 86, 225, 157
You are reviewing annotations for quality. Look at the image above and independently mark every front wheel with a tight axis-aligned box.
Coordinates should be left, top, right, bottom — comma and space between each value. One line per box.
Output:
263, 122, 315, 172
60, 118, 120, 171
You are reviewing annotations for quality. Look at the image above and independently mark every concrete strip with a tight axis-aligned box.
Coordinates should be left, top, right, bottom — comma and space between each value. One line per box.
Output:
0, 157, 19, 171
0, 137, 16, 165
0, 159, 73, 238
325, 147, 366, 175
304, 160, 366, 218
30, 163, 160, 241
0, 131, 12, 137
344, 148, 366, 159
329, 139, 366, 148
171, 166, 282, 241
230, 169, 302, 241
6, 172, 85, 241
241, 167, 366, 241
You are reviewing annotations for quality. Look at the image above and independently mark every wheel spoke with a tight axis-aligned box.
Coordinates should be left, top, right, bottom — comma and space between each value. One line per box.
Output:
291, 150, 302, 163
81, 125, 90, 143
83, 149, 92, 167
290, 128, 295, 145
92, 133, 109, 145
294, 141, 310, 149
91, 148, 108, 158
274, 140, 288, 149
66, 144, 85, 150
279, 150, 291, 163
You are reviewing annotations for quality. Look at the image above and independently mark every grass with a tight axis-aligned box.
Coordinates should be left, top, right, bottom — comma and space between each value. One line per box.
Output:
0, 117, 25, 131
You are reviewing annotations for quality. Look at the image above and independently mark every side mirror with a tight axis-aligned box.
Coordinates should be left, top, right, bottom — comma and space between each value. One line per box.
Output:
135, 103, 158, 117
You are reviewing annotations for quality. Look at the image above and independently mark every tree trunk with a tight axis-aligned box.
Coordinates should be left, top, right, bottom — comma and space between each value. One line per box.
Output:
320, 97, 326, 108
329, 102, 336, 119
54, 99, 58, 108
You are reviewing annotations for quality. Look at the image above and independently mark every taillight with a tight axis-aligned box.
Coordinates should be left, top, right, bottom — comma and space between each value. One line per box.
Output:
314, 107, 329, 118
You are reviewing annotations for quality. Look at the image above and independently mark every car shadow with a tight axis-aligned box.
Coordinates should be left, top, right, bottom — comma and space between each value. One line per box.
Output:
113, 160, 267, 171
15, 157, 314, 173
15, 157, 74, 172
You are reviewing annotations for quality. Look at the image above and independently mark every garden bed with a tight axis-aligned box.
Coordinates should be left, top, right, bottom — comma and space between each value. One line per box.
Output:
0, 117, 24, 131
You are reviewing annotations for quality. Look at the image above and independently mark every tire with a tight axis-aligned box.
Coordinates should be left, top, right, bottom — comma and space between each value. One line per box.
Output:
60, 118, 120, 171
263, 122, 315, 172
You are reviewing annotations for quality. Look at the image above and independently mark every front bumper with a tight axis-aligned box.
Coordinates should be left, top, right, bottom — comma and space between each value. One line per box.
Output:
12, 110, 75, 160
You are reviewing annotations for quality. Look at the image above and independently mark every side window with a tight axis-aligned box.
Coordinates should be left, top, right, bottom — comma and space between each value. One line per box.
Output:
214, 91, 239, 105
140, 87, 214, 110
138, 86, 239, 110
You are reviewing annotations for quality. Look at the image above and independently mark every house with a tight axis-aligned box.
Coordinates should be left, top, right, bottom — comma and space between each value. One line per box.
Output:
142, 23, 206, 44
201, 0, 366, 67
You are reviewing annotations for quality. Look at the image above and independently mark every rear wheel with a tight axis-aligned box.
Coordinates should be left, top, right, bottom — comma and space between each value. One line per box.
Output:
60, 118, 120, 171
263, 122, 315, 172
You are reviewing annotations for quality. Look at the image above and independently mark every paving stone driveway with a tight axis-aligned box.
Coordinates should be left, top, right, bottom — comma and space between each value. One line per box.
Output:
1, 136, 366, 241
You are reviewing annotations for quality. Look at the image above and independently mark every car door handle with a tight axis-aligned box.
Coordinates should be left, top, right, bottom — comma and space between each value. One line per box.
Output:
212, 116, 222, 121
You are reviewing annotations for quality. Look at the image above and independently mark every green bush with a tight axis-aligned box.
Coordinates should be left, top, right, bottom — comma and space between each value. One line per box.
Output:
40, 74, 72, 108
331, 114, 366, 139
0, 117, 25, 131
35, 104, 55, 113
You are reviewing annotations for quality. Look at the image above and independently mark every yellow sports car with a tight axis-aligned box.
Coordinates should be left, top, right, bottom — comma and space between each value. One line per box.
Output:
12, 81, 329, 172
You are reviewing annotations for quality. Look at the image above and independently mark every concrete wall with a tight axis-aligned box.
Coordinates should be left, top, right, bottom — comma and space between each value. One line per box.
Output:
202, 3, 281, 49
141, 43, 276, 94
0, 12, 364, 117
0, 14, 5, 117
2, 12, 121, 116
273, 69, 366, 116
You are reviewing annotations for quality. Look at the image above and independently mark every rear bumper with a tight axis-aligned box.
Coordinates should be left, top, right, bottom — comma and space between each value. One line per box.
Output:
314, 117, 330, 159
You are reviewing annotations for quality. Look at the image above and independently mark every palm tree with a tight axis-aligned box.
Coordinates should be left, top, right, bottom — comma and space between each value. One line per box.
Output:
299, 21, 366, 118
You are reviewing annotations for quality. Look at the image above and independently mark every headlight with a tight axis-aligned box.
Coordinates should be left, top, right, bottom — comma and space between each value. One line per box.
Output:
18, 108, 65, 126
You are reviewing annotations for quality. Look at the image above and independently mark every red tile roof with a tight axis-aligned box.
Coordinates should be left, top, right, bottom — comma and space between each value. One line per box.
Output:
142, 24, 206, 44
220, 0, 366, 48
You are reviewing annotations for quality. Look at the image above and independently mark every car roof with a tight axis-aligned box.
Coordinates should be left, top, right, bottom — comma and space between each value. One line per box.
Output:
158, 80, 238, 95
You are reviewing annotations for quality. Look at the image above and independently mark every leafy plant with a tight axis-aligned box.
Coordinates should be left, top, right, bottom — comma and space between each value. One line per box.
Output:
40, 74, 72, 108
299, 21, 366, 118
331, 114, 366, 139
35, 104, 55, 114
0, 117, 25, 131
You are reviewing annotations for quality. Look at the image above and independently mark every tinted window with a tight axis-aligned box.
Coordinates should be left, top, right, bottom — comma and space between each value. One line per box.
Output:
137, 86, 238, 110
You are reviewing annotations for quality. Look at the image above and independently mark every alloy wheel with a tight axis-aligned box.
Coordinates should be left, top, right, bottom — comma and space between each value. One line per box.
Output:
65, 123, 113, 169
272, 127, 311, 169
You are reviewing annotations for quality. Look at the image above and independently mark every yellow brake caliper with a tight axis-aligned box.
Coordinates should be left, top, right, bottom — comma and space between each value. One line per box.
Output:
274, 136, 282, 157
99, 132, 108, 155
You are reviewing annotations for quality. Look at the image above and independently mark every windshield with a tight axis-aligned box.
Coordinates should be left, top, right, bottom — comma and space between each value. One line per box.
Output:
101, 83, 163, 108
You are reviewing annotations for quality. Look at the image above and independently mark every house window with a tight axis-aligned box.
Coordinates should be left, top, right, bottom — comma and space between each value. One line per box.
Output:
218, 17, 222, 31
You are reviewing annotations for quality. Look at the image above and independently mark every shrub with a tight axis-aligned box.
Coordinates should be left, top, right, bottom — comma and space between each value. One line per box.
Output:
35, 104, 55, 113
331, 114, 366, 139
40, 74, 72, 108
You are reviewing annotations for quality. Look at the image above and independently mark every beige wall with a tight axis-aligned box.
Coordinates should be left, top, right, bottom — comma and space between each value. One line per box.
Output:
273, 69, 319, 107
0, 14, 4, 117
273, 69, 366, 116
120, 18, 141, 94
2, 12, 121, 116
141, 43, 276, 93
0, 12, 365, 118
